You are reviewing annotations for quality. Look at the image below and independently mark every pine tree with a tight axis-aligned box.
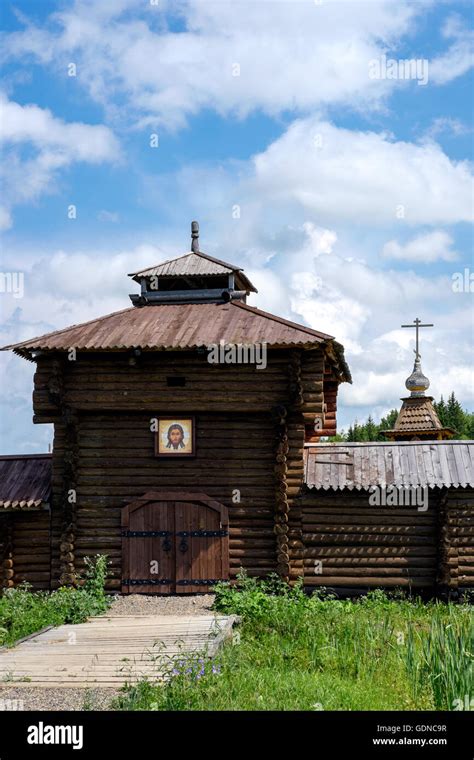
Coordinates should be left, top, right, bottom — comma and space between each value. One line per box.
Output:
465, 412, 474, 439
446, 391, 465, 436
379, 409, 398, 440
365, 415, 377, 441
434, 395, 448, 427
380, 409, 398, 429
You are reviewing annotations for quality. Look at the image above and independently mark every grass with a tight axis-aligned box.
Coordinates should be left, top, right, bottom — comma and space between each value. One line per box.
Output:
113, 573, 473, 712
405, 605, 473, 710
0, 555, 110, 647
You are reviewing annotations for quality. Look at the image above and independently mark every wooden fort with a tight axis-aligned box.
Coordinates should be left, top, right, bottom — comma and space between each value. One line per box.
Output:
1, 223, 473, 595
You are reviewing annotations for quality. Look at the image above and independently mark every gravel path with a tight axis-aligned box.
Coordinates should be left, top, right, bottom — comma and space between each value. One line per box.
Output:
0, 594, 217, 711
107, 593, 215, 616
0, 686, 118, 712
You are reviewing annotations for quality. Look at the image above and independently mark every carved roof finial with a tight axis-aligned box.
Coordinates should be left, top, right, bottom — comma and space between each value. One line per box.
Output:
191, 220, 199, 253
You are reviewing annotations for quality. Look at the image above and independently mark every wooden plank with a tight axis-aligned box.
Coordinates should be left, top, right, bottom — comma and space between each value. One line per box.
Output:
0, 615, 237, 687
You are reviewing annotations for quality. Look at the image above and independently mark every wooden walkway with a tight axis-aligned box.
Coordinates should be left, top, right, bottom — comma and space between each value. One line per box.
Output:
0, 615, 237, 688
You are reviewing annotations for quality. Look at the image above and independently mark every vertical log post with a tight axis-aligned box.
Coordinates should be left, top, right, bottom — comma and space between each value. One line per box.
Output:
2, 517, 15, 590
286, 350, 305, 582
272, 405, 290, 582
59, 406, 78, 586
436, 489, 458, 596
288, 350, 304, 409
47, 357, 64, 407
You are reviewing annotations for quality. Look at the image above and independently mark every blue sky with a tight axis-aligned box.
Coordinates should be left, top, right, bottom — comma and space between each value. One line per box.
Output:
0, 0, 473, 453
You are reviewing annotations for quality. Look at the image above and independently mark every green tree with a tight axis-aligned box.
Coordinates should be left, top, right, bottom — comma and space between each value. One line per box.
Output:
332, 393, 472, 443
464, 412, 474, 440
364, 415, 378, 441
380, 409, 398, 431
435, 392, 472, 439
446, 392, 466, 436
434, 395, 448, 426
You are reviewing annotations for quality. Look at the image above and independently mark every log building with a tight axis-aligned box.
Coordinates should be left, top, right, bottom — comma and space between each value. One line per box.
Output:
1, 223, 473, 596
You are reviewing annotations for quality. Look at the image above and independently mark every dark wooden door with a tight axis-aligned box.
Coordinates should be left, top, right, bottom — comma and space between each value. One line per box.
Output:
174, 501, 227, 593
124, 500, 175, 593
122, 492, 229, 594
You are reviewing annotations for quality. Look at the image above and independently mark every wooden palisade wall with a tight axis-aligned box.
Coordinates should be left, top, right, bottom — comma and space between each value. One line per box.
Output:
296, 487, 473, 594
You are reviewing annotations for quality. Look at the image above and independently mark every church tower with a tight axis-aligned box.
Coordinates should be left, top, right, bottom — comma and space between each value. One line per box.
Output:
383, 318, 455, 441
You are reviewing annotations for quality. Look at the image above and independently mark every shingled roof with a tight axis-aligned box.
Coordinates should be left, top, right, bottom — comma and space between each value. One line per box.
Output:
129, 250, 257, 293
0, 455, 52, 510
3, 300, 351, 380
304, 440, 474, 490
382, 396, 455, 440
3, 229, 352, 383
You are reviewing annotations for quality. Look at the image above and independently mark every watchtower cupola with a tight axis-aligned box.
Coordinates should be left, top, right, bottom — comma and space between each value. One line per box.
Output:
128, 221, 257, 306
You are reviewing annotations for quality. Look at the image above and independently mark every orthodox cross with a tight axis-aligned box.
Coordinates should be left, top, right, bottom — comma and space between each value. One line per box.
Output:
401, 318, 433, 360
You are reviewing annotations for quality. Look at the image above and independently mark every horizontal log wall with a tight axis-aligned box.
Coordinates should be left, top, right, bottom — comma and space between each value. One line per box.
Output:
443, 487, 474, 590
3, 483, 472, 595
298, 489, 442, 589
0, 511, 51, 591
33, 349, 327, 420
51, 412, 280, 590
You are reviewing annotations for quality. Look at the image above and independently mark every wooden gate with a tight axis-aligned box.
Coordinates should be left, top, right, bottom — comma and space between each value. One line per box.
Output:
121, 492, 229, 594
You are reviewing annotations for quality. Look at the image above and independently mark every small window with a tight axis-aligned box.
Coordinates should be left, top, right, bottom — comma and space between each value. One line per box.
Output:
167, 376, 186, 387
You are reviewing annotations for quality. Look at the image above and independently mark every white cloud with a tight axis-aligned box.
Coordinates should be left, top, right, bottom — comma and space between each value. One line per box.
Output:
245, 267, 290, 317
425, 117, 471, 139
301, 223, 337, 257
0, 94, 120, 228
292, 285, 371, 355
4, 1, 471, 131
251, 118, 473, 225
429, 14, 474, 85
382, 230, 459, 263
0, 243, 171, 347
251, 222, 474, 413
343, 329, 474, 413
1, 0, 420, 128
0, 95, 119, 160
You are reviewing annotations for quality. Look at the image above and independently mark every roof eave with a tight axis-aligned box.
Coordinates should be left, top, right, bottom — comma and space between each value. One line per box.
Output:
381, 428, 456, 438
129, 269, 258, 294
323, 340, 352, 384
